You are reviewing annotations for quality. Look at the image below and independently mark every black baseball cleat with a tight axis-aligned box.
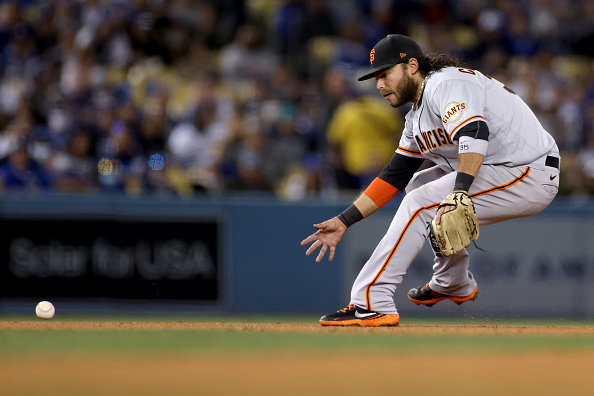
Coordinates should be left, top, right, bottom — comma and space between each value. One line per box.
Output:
408, 283, 478, 307
319, 304, 399, 327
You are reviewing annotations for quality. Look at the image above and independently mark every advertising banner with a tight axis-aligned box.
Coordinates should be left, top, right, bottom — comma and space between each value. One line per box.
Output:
0, 218, 221, 301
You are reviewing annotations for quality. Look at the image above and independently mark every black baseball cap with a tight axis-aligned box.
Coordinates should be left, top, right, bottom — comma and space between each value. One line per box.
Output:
357, 34, 423, 81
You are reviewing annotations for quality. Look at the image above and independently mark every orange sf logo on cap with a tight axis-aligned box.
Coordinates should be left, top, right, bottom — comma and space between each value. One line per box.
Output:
400, 53, 407, 58
370, 49, 375, 64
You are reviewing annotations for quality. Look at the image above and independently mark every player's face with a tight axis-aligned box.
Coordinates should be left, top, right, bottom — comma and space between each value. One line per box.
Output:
375, 64, 418, 108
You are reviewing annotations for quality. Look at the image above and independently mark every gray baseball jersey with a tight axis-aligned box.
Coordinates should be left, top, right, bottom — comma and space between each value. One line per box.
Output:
397, 66, 558, 169
349, 67, 560, 314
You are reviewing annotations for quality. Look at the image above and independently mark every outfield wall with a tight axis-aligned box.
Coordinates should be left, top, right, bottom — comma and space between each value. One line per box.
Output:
0, 193, 592, 318
344, 198, 594, 319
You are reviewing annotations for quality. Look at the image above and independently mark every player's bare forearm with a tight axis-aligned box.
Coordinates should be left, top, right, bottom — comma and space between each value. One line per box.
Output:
436, 153, 484, 225
355, 192, 380, 218
456, 152, 485, 180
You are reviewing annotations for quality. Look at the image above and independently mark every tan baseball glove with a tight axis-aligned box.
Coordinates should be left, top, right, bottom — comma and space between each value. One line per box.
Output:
430, 191, 479, 256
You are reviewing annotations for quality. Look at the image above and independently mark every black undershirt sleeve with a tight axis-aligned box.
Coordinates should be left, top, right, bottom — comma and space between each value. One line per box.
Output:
456, 120, 489, 140
379, 121, 487, 191
378, 152, 426, 191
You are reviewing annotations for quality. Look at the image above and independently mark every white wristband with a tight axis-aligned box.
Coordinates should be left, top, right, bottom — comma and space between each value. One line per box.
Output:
459, 135, 488, 156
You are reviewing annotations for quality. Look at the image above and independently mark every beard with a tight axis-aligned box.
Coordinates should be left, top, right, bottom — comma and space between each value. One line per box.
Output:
389, 74, 419, 108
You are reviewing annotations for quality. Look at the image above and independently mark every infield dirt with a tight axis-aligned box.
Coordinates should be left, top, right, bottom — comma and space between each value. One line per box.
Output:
3, 321, 594, 396
1, 320, 594, 335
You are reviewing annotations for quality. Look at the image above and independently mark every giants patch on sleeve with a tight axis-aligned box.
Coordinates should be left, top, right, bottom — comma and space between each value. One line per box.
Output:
442, 102, 466, 123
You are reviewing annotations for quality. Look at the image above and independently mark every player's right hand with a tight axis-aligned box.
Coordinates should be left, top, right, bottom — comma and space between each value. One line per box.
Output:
300, 217, 347, 262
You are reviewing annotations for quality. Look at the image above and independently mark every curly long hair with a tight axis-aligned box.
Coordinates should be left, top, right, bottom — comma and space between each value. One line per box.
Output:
416, 53, 464, 77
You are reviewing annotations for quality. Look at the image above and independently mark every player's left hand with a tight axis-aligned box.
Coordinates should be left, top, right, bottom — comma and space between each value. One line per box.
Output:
434, 204, 455, 225
301, 217, 347, 262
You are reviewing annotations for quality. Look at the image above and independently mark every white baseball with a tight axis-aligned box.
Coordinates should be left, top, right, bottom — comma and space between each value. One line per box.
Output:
35, 301, 55, 320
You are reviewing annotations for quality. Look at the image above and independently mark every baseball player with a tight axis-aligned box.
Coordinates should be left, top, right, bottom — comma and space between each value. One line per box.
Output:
301, 34, 560, 327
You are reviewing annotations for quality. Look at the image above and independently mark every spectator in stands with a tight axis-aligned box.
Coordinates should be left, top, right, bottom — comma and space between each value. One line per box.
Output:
270, 0, 337, 77
221, 118, 271, 192
331, 17, 369, 71
167, 92, 231, 193
0, 0, 591, 198
49, 127, 98, 193
137, 91, 175, 194
0, 1, 22, 52
97, 127, 145, 194
218, 22, 278, 83
324, 67, 403, 189
0, 130, 53, 191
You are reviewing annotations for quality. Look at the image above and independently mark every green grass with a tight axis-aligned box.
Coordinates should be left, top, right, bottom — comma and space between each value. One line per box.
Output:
2, 325, 594, 358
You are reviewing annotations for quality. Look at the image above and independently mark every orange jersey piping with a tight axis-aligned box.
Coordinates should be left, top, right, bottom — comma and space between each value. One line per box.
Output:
397, 146, 422, 156
365, 166, 531, 310
448, 115, 486, 139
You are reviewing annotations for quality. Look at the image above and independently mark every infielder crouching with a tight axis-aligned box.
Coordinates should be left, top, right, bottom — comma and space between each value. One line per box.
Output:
301, 34, 560, 327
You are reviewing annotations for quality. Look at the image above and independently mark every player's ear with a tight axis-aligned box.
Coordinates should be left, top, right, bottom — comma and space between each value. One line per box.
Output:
407, 58, 419, 75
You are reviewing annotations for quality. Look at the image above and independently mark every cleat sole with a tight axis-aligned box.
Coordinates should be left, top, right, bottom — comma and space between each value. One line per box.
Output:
409, 288, 478, 307
319, 314, 400, 327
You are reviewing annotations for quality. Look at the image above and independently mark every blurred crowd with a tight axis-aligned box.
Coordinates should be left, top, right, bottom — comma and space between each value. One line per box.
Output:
0, 0, 592, 199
